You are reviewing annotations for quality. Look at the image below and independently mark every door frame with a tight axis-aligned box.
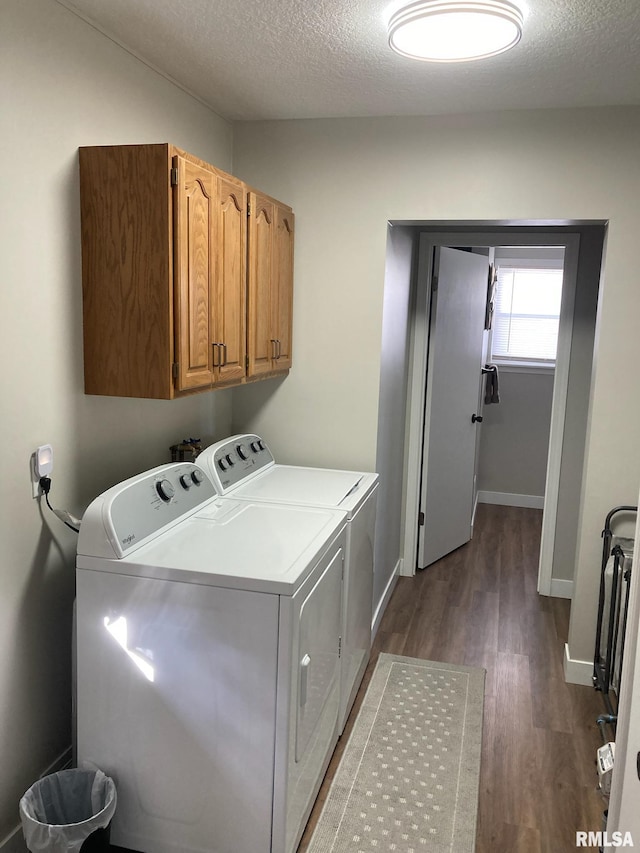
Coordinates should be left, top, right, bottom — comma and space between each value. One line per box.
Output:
402, 229, 581, 596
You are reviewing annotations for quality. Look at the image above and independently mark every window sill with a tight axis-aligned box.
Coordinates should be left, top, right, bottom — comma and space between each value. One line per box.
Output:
492, 361, 555, 375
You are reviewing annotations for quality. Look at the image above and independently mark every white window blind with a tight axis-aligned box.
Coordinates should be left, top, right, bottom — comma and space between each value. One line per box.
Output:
492, 266, 563, 364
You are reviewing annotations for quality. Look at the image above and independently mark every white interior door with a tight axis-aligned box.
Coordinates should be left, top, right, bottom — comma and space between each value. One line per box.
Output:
418, 246, 489, 569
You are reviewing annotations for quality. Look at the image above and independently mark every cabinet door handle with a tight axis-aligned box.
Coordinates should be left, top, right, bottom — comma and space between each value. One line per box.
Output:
270, 339, 278, 360
277, 340, 282, 359
212, 343, 227, 368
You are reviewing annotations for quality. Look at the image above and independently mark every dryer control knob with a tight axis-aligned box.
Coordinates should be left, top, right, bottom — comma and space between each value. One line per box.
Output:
226, 454, 235, 466
237, 444, 249, 460
191, 470, 204, 486
156, 479, 175, 502
250, 441, 260, 453
217, 458, 227, 472
179, 474, 192, 490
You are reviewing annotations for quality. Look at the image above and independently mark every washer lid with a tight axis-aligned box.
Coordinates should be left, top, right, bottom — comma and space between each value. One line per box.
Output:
79, 499, 347, 595
228, 465, 378, 514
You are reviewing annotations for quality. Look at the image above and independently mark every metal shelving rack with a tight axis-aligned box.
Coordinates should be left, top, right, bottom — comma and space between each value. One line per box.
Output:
593, 505, 637, 735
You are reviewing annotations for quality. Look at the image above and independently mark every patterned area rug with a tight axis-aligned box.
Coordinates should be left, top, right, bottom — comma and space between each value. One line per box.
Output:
307, 653, 485, 853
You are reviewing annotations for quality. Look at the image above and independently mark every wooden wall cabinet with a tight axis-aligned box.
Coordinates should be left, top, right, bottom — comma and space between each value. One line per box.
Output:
79, 144, 292, 399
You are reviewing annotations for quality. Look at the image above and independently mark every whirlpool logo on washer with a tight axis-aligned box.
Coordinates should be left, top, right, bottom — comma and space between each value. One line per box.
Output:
121, 533, 136, 546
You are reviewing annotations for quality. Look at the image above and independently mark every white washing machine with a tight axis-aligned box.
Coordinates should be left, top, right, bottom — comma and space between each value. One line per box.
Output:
75, 461, 347, 853
197, 434, 378, 733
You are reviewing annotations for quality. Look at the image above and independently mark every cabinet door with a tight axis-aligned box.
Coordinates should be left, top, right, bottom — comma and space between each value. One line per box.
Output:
247, 192, 275, 377
79, 144, 174, 398
215, 175, 247, 384
272, 204, 294, 371
174, 156, 216, 392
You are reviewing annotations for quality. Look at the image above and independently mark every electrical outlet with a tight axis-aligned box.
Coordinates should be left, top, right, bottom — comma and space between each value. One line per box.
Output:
31, 445, 53, 499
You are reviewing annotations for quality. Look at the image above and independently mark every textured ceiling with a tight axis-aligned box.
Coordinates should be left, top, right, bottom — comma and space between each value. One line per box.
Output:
56, 0, 640, 121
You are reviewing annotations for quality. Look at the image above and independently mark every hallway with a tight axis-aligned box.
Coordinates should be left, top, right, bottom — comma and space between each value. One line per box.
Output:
301, 503, 606, 852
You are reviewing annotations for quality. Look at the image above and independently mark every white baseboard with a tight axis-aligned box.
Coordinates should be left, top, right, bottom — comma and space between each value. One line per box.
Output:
563, 643, 594, 686
472, 490, 479, 527
399, 554, 413, 578
550, 578, 573, 599
0, 826, 27, 853
0, 747, 72, 853
477, 490, 544, 509
372, 559, 401, 641
40, 746, 73, 778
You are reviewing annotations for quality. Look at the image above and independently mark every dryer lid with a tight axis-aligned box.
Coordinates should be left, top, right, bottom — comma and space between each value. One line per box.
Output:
230, 465, 372, 510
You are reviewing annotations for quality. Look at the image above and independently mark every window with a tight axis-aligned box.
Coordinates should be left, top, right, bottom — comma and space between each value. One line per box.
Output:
491, 265, 563, 365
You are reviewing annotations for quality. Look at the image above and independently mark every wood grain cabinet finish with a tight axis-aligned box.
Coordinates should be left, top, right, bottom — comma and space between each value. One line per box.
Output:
79, 144, 291, 399
216, 174, 248, 384
247, 192, 294, 378
174, 155, 217, 393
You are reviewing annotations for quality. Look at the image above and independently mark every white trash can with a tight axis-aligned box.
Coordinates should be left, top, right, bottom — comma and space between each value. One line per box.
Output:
19, 768, 116, 853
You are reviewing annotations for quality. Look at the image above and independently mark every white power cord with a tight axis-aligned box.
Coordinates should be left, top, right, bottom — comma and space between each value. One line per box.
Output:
39, 477, 81, 533
53, 508, 83, 529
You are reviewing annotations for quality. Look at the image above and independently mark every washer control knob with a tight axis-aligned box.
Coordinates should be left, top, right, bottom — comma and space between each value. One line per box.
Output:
191, 469, 204, 486
226, 454, 235, 466
218, 457, 227, 472
179, 474, 192, 490
237, 444, 249, 460
257, 439, 265, 451
156, 479, 175, 502
250, 441, 260, 453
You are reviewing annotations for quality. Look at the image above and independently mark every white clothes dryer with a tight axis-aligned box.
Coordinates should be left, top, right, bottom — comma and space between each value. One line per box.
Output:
197, 434, 378, 733
75, 461, 347, 853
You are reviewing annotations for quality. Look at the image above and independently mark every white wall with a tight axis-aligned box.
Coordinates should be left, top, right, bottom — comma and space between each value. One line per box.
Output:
233, 108, 640, 678
372, 225, 413, 624
553, 228, 604, 586
477, 370, 554, 499
477, 246, 561, 503
0, 0, 234, 842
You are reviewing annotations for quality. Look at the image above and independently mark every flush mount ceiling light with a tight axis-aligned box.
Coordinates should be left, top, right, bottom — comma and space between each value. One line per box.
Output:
388, 0, 524, 62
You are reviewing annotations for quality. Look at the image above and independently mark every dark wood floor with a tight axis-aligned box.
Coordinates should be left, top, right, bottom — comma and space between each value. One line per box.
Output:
299, 503, 607, 853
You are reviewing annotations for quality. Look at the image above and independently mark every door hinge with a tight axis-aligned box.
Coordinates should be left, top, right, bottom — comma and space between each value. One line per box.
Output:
172, 362, 179, 379
418, 511, 425, 526
247, 201, 251, 216
338, 637, 342, 659
170, 167, 178, 186
431, 275, 439, 293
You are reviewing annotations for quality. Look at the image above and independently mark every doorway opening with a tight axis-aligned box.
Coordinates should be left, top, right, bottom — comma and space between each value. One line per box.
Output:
399, 224, 605, 599
418, 243, 566, 572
